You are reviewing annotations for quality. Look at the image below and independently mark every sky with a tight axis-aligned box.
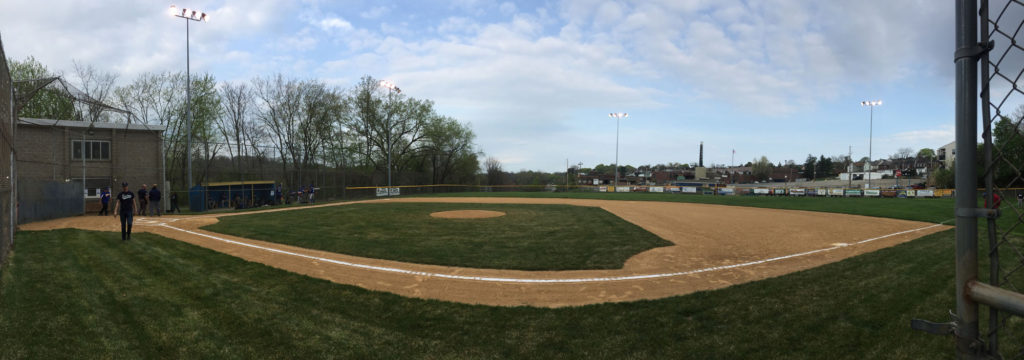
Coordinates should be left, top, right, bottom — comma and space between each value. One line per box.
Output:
0, 0, 965, 172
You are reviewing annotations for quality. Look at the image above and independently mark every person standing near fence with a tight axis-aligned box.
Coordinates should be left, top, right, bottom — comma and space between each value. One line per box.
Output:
112, 182, 137, 241
170, 191, 180, 213
148, 184, 161, 216
137, 184, 149, 216
309, 184, 315, 204
1018, 192, 1023, 208
98, 186, 110, 216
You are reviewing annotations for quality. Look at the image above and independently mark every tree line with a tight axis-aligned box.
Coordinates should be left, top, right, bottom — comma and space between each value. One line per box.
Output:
9, 56, 481, 191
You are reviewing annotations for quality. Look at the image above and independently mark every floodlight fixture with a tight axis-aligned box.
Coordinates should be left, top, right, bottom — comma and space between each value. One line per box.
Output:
860, 99, 883, 189
378, 79, 401, 192
169, 4, 209, 189
608, 112, 629, 188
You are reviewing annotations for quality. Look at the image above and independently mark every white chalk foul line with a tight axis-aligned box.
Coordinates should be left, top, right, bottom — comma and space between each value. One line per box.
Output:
155, 222, 946, 284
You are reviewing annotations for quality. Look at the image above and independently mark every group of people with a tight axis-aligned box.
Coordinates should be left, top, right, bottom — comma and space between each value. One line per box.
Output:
100, 183, 178, 217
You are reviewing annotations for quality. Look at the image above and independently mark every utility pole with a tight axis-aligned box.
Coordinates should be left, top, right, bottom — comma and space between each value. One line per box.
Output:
848, 145, 853, 189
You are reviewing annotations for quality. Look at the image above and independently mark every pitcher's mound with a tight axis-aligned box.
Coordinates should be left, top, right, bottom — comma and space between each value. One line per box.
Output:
430, 210, 506, 219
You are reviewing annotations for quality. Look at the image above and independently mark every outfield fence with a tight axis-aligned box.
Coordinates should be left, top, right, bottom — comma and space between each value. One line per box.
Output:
162, 183, 994, 214
922, 1, 1024, 358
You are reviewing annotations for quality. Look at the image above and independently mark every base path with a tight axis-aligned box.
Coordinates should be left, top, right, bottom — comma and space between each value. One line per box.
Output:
22, 197, 951, 307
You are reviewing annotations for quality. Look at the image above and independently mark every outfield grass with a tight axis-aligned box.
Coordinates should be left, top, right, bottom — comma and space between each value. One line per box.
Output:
422, 191, 958, 223
202, 202, 672, 270
0, 228, 954, 359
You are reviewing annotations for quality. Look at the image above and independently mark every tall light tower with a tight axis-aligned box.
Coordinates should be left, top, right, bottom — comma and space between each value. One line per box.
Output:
860, 100, 882, 189
169, 5, 208, 190
608, 112, 628, 189
379, 80, 401, 194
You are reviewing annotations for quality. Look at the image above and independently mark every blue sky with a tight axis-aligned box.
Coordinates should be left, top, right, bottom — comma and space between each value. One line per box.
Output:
1, 1, 960, 172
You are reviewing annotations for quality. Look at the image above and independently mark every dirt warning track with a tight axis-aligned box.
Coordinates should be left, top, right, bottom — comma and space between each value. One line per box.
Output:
21, 197, 950, 307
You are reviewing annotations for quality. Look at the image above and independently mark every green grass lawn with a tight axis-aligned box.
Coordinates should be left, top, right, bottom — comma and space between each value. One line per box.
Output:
202, 203, 672, 270
0, 228, 955, 359
4, 193, 1023, 358
422, 191, 958, 223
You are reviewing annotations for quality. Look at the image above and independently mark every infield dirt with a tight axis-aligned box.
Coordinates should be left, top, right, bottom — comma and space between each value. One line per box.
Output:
21, 197, 950, 307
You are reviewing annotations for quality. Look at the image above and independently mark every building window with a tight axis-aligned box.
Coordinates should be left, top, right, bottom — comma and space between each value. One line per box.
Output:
71, 140, 110, 160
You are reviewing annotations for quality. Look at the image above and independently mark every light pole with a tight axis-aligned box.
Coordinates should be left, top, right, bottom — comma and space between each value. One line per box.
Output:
379, 80, 400, 194
608, 112, 628, 190
860, 100, 882, 189
169, 5, 208, 190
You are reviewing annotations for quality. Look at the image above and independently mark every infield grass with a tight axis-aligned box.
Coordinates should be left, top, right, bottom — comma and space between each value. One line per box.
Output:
201, 202, 672, 271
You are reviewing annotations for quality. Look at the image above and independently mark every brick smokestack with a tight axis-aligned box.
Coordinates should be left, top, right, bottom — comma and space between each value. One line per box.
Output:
699, 141, 704, 167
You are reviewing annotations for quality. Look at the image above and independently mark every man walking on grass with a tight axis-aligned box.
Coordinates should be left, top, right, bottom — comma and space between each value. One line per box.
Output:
112, 182, 138, 241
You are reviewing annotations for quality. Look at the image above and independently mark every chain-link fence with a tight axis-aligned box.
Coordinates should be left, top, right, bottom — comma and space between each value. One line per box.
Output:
980, 0, 1024, 357
0, 33, 15, 269
932, 1, 1024, 358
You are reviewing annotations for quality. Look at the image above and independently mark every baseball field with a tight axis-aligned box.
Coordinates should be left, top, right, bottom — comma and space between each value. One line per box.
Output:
0, 193, 994, 358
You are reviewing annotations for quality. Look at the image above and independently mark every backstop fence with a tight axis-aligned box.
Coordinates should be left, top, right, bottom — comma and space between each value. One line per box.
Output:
928, 1, 1024, 358
0, 33, 15, 269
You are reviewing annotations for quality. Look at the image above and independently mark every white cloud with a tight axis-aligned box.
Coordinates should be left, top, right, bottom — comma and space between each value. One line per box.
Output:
318, 17, 353, 32
360, 6, 391, 19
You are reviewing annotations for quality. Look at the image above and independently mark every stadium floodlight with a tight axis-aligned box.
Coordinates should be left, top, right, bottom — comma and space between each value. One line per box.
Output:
860, 99, 882, 189
379, 80, 401, 93
379, 80, 401, 194
169, 4, 209, 189
608, 112, 629, 189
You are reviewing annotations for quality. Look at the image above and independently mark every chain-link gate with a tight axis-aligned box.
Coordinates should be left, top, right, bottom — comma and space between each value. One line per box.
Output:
916, 0, 1024, 358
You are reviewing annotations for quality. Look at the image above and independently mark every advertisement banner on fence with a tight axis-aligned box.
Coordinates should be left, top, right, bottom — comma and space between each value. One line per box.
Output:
773, 188, 787, 195
667, 186, 681, 193
682, 186, 698, 193
864, 189, 881, 197
817, 188, 828, 196
390, 187, 400, 196
649, 186, 665, 193
376, 188, 388, 197
907, 190, 916, 197
753, 188, 770, 195
598, 186, 608, 192
718, 187, 735, 195
789, 188, 805, 196
830, 188, 844, 196
916, 189, 934, 197
616, 186, 631, 193
845, 189, 862, 197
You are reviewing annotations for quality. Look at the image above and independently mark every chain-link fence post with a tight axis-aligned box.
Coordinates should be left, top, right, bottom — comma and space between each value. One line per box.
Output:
955, 0, 982, 357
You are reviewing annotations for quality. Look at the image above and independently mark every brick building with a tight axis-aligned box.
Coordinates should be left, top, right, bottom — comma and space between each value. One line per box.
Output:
15, 118, 165, 210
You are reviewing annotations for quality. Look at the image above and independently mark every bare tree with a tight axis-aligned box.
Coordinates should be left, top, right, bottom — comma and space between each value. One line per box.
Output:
485, 157, 504, 185
72, 60, 118, 123
219, 81, 253, 179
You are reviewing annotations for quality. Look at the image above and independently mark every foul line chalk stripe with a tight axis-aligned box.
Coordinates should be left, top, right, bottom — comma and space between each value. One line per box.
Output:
156, 223, 945, 284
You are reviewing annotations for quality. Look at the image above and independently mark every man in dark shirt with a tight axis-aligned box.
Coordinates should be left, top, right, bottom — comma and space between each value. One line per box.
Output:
148, 184, 162, 216
98, 187, 110, 216
170, 192, 180, 213
112, 182, 138, 241
138, 184, 149, 216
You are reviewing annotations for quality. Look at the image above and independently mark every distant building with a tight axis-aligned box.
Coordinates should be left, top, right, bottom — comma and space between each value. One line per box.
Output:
15, 118, 166, 210
937, 141, 956, 169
